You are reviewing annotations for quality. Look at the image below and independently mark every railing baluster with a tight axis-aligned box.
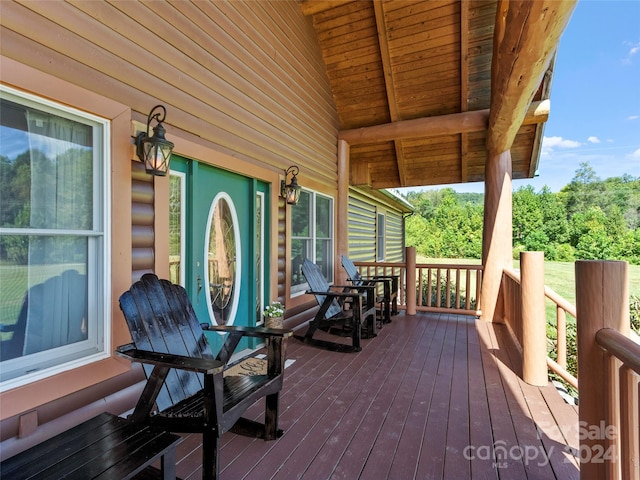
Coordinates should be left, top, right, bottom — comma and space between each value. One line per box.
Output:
427, 268, 432, 308
417, 267, 424, 306
620, 365, 639, 480
455, 269, 461, 309
352, 259, 482, 315
557, 307, 567, 369
465, 269, 471, 310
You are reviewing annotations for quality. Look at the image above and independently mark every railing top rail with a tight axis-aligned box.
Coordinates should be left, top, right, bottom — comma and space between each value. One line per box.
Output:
353, 261, 406, 268
596, 328, 640, 375
544, 286, 577, 317
502, 268, 577, 317
503, 267, 520, 282
415, 263, 483, 270
354, 261, 484, 270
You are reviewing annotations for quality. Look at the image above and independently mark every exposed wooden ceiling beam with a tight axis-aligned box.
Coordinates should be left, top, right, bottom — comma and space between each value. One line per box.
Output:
460, 1, 470, 183
339, 100, 549, 145
488, 0, 576, 154
299, 0, 355, 16
529, 57, 556, 178
372, 1, 407, 185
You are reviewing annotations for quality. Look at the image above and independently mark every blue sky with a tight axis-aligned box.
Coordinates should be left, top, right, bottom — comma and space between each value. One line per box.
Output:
407, 0, 640, 195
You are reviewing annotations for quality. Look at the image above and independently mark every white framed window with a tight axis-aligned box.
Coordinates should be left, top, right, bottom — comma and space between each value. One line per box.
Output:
256, 191, 265, 325
168, 170, 186, 286
0, 86, 110, 388
377, 213, 385, 261
291, 189, 334, 295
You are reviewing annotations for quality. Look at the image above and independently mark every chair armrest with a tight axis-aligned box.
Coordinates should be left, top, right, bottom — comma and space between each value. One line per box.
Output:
371, 275, 399, 285
366, 275, 399, 292
330, 284, 369, 289
115, 344, 224, 375
352, 276, 385, 283
205, 326, 291, 366
306, 289, 365, 298
204, 324, 293, 338
334, 284, 376, 294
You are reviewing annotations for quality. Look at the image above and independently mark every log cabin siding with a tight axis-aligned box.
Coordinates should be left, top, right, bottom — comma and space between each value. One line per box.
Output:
386, 210, 404, 262
131, 161, 155, 279
347, 195, 377, 261
0, 0, 338, 185
347, 188, 410, 263
0, 0, 337, 430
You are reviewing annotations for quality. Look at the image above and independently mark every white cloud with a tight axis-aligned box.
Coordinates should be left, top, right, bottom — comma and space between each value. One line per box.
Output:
629, 148, 640, 160
541, 136, 582, 155
587, 136, 600, 144
629, 115, 639, 121
542, 136, 582, 148
623, 42, 640, 64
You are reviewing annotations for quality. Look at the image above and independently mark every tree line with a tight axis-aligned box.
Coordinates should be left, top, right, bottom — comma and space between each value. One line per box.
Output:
404, 162, 640, 265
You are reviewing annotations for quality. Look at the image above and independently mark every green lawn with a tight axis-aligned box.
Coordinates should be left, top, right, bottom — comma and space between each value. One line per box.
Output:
540, 260, 640, 306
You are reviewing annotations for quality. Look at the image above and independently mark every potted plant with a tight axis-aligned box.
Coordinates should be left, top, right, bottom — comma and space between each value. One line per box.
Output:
263, 301, 285, 329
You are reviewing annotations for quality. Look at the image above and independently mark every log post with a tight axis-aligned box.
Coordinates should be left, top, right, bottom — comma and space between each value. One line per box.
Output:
480, 150, 512, 322
576, 260, 629, 480
336, 139, 350, 285
406, 246, 417, 315
520, 251, 547, 386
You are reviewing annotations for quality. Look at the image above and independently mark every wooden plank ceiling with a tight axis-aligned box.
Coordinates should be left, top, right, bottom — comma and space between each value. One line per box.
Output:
300, 0, 569, 190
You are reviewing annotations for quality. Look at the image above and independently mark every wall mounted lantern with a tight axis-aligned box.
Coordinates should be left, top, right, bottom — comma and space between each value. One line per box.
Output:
134, 105, 174, 176
281, 165, 301, 205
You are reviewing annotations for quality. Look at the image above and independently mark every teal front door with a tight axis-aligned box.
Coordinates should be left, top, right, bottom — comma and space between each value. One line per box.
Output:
170, 157, 269, 355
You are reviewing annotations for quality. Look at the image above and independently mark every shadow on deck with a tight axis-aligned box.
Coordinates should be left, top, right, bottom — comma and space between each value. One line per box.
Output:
166, 312, 580, 479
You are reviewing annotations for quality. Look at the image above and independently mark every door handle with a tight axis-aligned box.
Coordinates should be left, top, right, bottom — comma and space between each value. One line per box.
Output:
197, 275, 202, 297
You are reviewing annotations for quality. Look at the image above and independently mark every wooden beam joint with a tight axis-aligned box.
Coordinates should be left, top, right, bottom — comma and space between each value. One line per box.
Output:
339, 101, 548, 146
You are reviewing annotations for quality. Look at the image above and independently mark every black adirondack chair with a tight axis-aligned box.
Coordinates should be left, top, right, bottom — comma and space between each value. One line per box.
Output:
116, 274, 292, 480
296, 258, 377, 352
341, 255, 399, 324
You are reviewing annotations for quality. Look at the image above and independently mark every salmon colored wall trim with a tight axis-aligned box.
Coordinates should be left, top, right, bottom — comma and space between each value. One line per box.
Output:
111, 109, 134, 356
0, 57, 129, 119
0, 57, 133, 420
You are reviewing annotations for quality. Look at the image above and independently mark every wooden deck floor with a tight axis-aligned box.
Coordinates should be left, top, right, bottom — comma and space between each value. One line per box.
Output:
169, 312, 580, 479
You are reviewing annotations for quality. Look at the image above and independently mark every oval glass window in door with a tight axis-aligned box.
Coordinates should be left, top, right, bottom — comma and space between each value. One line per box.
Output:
204, 193, 241, 325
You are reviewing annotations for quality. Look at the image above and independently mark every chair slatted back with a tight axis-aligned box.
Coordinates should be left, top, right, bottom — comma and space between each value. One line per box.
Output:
301, 259, 343, 319
119, 274, 213, 412
341, 256, 364, 285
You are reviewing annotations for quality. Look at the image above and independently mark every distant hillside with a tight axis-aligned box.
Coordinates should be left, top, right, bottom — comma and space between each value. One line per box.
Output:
401, 162, 640, 265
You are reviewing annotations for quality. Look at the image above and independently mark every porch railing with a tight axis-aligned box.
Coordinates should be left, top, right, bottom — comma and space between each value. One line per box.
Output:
575, 261, 639, 480
595, 328, 640, 480
355, 254, 482, 316
502, 265, 578, 390
502, 256, 638, 480
357, 252, 638, 479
